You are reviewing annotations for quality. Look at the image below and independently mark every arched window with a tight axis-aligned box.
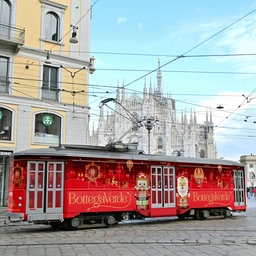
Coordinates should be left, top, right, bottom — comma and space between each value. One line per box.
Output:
199, 149, 205, 158
0, 0, 11, 38
0, 0, 11, 25
34, 113, 61, 145
131, 113, 139, 132
157, 137, 163, 149
0, 107, 12, 141
249, 172, 255, 180
45, 12, 59, 41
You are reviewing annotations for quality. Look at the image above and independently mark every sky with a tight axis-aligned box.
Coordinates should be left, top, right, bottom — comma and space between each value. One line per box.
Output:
88, 0, 256, 161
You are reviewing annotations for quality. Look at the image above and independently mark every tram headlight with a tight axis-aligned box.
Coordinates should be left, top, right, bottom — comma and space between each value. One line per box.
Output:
18, 197, 22, 200
18, 203, 22, 207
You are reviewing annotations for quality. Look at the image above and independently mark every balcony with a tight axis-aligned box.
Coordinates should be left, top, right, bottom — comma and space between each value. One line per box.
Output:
0, 23, 25, 53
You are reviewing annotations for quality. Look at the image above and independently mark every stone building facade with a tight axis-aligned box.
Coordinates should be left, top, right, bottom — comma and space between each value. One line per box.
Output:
89, 60, 218, 158
240, 154, 256, 188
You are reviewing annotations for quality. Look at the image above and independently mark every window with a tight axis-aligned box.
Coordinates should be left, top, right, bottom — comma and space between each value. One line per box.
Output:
249, 172, 255, 180
157, 137, 163, 149
131, 113, 139, 131
45, 12, 59, 41
34, 113, 61, 145
0, 107, 12, 141
40, 0, 67, 44
42, 65, 59, 101
0, 56, 9, 94
0, 0, 11, 39
0, 0, 11, 25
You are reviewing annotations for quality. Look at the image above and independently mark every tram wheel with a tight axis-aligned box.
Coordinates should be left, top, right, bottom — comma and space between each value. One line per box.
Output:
224, 208, 232, 218
105, 215, 117, 227
194, 210, 200, 220
200, 210, 210, 220
64, 218, 79, 230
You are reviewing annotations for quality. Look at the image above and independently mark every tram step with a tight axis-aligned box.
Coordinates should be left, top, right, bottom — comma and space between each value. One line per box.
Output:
207, 215, 225, 219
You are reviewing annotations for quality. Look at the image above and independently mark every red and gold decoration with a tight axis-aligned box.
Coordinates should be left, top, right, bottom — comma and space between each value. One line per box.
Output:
126, 160, 133, 171
12, 164, 24, 187
85, 162, 101, 184
134, 172, 151, 210
194, 167, 204, 187
177, 176, 189, 208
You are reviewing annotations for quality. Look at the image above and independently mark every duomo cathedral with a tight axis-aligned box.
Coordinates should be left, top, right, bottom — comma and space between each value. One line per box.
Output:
89, 60, 218, 159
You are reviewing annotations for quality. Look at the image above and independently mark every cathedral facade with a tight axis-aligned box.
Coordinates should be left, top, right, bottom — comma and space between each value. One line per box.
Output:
89, 60, 218, 159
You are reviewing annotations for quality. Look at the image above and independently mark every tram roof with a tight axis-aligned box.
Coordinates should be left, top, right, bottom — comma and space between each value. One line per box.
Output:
12, 144, 244, 167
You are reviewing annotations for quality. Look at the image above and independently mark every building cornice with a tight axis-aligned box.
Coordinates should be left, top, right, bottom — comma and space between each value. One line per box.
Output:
40, 0, 68, 10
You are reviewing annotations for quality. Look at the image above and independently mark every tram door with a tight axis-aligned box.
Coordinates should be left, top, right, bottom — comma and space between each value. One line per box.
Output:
233, 170, 245, 206
151, 166, 176, 208
26, 161, 64, 215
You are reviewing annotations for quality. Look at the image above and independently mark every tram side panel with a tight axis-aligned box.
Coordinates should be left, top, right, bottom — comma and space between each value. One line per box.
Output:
7, 159, 27, 220
63, 159, 146, 219
175, 164, 246, 217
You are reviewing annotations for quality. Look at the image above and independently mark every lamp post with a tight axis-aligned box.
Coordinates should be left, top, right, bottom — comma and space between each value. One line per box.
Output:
139, 116, 159, 154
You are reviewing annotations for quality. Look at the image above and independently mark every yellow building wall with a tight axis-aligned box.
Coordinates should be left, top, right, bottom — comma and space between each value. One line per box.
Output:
16, 1, 41, 49
61, 67, 89, 106
14, 0, 89, 106
16, 0, 71, 51
12, 56, 40, 99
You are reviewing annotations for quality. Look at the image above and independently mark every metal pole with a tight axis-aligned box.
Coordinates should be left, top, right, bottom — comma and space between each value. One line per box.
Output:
148, 129, 150, 154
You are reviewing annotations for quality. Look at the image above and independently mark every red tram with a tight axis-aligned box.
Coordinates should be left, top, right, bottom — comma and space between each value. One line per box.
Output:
6, 144, 246, 229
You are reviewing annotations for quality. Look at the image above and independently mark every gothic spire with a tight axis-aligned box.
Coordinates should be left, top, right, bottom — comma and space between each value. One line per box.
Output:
116, 80, 120, 101
122, 79, 125, 103
190, 109, 193, 124
157, 58, 163, 94
143, 78, 147, 102
194, 109, 197, 124
149, 78, 153, 101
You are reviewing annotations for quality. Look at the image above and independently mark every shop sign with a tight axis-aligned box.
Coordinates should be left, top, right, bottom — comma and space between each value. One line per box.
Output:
0, 151, 12, 156
42, 115, 53, 126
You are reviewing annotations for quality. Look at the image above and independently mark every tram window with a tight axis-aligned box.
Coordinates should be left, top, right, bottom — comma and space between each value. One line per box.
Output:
38, 172, 43, 188
29, 192, 35, 208
37, 191, 43, 208
56, 172, 62, 188
29, 163, 36, 171
56, 191, 61, 208
56, 163, 62, 171
30, 172, 35, 188
48, 191, 53, 208
38, 163, 44, 171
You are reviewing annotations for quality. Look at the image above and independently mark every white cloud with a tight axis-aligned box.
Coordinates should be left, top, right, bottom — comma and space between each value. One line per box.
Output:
117, 17, 127, 24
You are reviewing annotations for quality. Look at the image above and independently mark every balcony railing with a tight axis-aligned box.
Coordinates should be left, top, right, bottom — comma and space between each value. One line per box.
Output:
0, 23, 25, 48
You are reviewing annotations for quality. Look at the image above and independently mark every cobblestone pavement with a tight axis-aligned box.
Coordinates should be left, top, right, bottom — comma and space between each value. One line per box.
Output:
0, 198, 256, 256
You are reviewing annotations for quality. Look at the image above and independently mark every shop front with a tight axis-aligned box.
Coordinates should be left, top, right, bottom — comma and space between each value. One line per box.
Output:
0, 151, 12, 206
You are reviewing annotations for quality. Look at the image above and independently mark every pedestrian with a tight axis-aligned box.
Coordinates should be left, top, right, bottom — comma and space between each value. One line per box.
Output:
252, 187, 256, 199
248, 187, 250, 199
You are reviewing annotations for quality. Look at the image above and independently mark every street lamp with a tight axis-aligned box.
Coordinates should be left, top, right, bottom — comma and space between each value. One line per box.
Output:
139, 116, 159, 154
